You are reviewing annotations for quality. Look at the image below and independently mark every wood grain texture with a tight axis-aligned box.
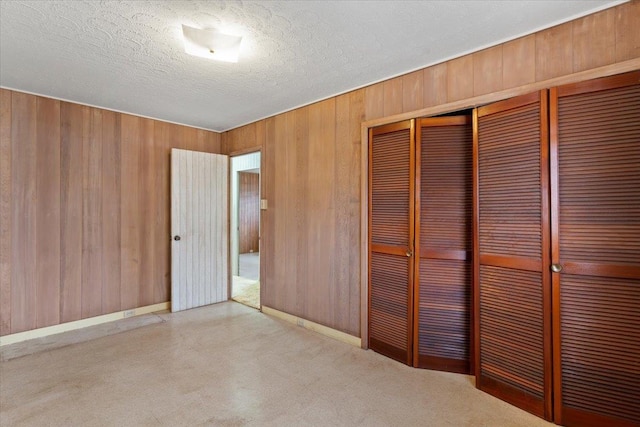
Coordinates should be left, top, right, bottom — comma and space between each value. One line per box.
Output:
423, 63, 448, 108
152, 120, 168, 304
573, 8, 616, 73
364, 82, 385, 121
447, 55, 474, 102
402, 70, 424, 113
138, 118, 156, 308
2, 90, 221, 336
0, 89, 12, 335
35, 97, 61, 328
60, 102, 84, 322
383, 77, 403, 117
348, 90, 365, 333
11, 92, 37, 333
81, 107, 103, 319
536, 22, 573, 82
283, 110, 297, 313
473, 45, 503, 96
615, 1, 640, 62
101, 111, 121, 314
238, 172, 260, 253
119, 114, 141, 311
289, 108, 313, 313
503, 35, 536, 89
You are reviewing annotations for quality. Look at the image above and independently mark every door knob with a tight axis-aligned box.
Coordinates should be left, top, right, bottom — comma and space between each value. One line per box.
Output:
406, 250, 412, 257
174, 236, 181, 241
551, 263, 562, 273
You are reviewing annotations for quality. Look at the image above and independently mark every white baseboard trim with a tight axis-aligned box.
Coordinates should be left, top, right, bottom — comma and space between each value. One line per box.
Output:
0, 302, 171, 347
261, 305, 361, 348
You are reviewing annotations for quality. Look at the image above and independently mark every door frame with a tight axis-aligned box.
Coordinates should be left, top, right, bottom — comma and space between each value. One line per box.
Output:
228, 148, 263, 306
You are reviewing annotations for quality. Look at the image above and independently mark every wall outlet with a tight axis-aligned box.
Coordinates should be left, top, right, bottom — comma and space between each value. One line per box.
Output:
123, 309, 136, 318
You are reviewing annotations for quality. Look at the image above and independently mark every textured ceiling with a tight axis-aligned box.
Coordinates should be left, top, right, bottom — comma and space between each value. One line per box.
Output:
0, 0, 624, 132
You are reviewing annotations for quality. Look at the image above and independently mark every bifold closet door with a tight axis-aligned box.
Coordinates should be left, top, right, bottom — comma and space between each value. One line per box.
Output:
474, 91, 552, 419
369, 120, 415, 365
551, 72, 640, 427
414, 117, 472, 373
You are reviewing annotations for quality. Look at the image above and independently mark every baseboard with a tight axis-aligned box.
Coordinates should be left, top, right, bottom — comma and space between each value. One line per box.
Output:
0, 302, 171, 347
261, 305, 361, 348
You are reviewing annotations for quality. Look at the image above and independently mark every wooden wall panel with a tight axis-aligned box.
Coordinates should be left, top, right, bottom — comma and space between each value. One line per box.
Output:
572, 8, 616, 72
101, 111, 121, 314
364, 82, 384, 121
502, 35, 536, 89
383, 77, 403, 117
348, 90, 365, 332
615, 1, 640, 62
473, 45, 503, 96
35, 97, 61, 328
423, 63, 448, 108
536, 22, 573, 82
81, 107, 103, 319
238, 172, 260, 253
11, 92, 37, 333
293, 107, 308, 316
0, 89, 11, 335
1, 89, 220, 336
119, 114, 141, 311
447, 55, 474, 102
402, 70, 424, 113
307, 99, 337, 325
138, 118, 156, 308
60, 102, 84, 322
153, 120, 170, 303
282, 111, 296, 313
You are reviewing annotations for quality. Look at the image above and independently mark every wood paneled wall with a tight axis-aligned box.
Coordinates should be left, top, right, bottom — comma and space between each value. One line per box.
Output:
0, 90, 220, 335
238, 172, 260, 254
220, 2, 639, 338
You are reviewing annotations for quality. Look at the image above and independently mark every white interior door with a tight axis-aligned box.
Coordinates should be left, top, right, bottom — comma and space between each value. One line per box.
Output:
171, 148, 228, 312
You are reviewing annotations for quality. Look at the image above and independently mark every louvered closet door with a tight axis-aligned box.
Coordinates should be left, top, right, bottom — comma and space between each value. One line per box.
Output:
551, 71, 640, 427
414, 117, 472, 374
369, 120, 415, 365
474, 91, 552, 419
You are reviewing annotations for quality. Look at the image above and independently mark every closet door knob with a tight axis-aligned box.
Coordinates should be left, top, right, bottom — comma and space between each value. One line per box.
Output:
551, 263, 563, 273
406, 250, 412, 257
174, 235, 181, 241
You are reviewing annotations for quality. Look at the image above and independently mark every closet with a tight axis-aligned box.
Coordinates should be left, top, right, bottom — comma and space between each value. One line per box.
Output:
369, 70, 639, 427
369, 115, 473, 373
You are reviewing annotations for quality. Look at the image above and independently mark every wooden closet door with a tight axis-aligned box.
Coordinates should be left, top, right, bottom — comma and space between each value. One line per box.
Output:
474, 91, 552, 419
550, 71, 640, 427
369, 120, 415, 365
414, 117, 472, 374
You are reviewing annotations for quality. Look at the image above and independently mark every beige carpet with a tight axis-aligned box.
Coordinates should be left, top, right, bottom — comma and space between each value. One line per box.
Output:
232, 276, 260, 309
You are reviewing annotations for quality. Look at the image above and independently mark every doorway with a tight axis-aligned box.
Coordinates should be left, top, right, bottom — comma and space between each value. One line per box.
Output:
230, 151, 261, 309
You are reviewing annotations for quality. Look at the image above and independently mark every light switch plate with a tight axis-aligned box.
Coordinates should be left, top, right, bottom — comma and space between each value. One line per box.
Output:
260, 199, 268, 210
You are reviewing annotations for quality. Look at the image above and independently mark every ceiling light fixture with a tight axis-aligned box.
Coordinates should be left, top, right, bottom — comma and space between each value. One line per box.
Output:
181, 24, 242, 63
